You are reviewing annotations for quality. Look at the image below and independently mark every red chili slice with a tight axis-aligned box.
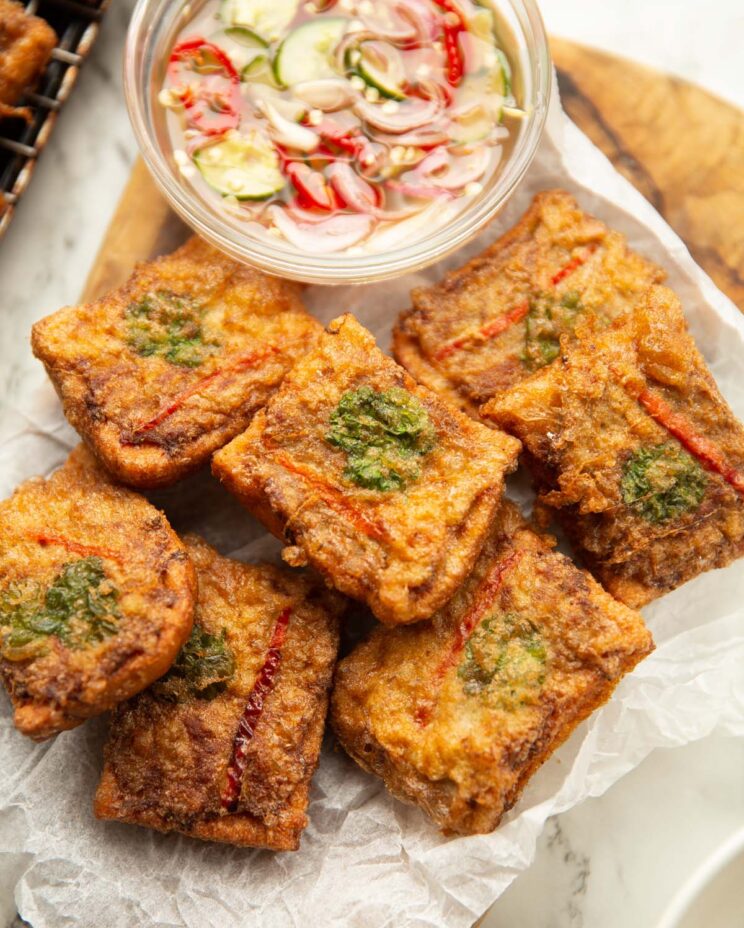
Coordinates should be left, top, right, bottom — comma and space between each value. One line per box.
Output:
433, 244, 600, 362
442, 22, 464, 87
434, 301, 529, 361
268, 448, 390, 543
636, 389, 744, 496
313, 120, 381, 174
169, 37, 239, 81
316, 122, 363, 155
168, 38, 241, 137
478, 300, 530, 341
414, 550, 523, 726
123, 348, 278, 442
286, 162, 338, 211
551, 243, 598, 286
186, 80, 241, 136
35, 534, 124, 564
432, 0, 465, 87
221, 607, 292, 812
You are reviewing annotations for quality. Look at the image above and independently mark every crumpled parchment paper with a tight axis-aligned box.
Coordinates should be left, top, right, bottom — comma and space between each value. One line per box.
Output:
1, 86, 743, 928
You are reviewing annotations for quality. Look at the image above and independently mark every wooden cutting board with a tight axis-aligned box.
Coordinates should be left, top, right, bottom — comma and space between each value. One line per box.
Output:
82, 39, 744, 311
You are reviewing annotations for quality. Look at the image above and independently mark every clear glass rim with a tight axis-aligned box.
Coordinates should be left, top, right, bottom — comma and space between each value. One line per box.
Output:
124, 0, 552, 284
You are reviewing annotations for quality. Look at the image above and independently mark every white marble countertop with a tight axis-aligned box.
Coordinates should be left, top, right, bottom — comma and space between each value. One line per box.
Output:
0, 2, 743, 926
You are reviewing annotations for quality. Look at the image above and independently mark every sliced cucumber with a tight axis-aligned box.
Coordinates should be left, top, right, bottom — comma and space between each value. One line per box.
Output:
194, 131, 286, 200
458, 46, 511, 120
225, 26, 269, 48
354, 40, 406, 100
225, 26, 269, 49
468, 7, 496, 44
241, 54, 272, 82
493, 48, 512, 99
274, 17, 348, 87
502, 104, 528, 120
451, 103, 492, 144
453, 66, 505, 138
214, 27, 268, 72
220, 0, 299, 42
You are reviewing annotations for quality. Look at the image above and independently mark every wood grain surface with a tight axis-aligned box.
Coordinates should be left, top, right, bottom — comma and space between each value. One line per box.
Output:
82, 40, 744, 312
552, 38, 744, 312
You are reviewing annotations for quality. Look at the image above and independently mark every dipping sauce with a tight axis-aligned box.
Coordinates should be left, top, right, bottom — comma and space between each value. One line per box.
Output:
159, 0, 523, 255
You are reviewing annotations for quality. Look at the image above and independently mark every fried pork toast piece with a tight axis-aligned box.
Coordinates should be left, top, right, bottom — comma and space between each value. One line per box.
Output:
331, 501, 653, 836
212, 314, 521, 625
393, 189, 666, 415
32, 236, 321, 488
0, 0, 57, 120
484, 286, 744, 607
95, 535, 342, 851
0, 445, 195, 740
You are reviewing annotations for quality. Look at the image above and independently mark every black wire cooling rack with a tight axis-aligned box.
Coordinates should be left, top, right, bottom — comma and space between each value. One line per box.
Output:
0, 0, 111, 238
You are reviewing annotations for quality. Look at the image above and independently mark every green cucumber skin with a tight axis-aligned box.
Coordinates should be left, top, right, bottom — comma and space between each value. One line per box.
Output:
495, 48, 512, 98
272, 53, 287, 89
353, 42, 406, 101
274, 17, 348, 87
194, 140, 286, 201
225, 26, 270, 48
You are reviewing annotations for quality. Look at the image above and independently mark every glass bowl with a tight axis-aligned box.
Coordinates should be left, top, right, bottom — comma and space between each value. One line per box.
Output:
124, 0, 551, 285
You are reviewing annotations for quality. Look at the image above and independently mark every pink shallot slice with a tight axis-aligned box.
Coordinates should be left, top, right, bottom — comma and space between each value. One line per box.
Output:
417, 147, 490, 190
354, 97, 442, 134
269, 206, 373, 252
386, 179, 455, 200
328, 163, 422, 219
371, 125, 452, 149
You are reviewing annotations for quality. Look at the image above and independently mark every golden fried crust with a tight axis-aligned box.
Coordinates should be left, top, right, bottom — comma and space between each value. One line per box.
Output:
94, 536, 343, 851
0, 445, 196, 740
31, 236, 321, 488
331, 501, 653, 836
484, 286, 744, 607
391, 326, 480, 418
0, 0, 56, 119
213, 314, 521, 625
393, 189, 666, 412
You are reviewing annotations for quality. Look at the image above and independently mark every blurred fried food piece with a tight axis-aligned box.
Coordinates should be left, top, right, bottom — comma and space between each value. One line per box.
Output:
393, 189, 665, 415
332, 501, 653, 835
95, 535, 342, 851
0, 0, 57, 121
213, 313, 521, 625
0, 445, 195, 740
484, 286, 744, 606
32, 236, 321, 487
